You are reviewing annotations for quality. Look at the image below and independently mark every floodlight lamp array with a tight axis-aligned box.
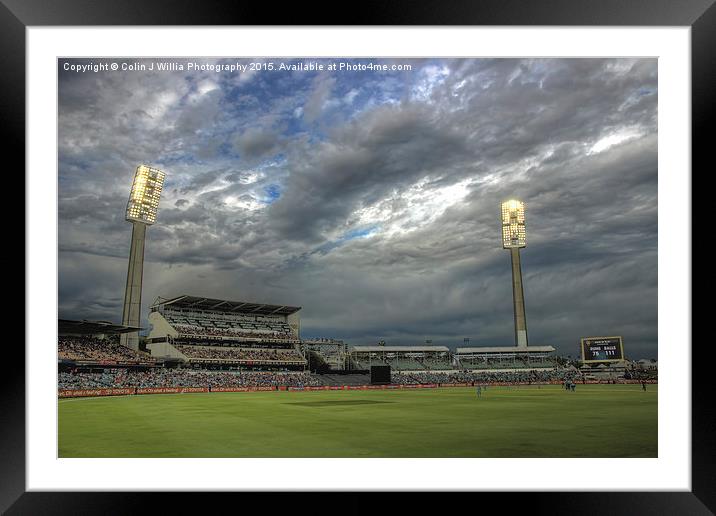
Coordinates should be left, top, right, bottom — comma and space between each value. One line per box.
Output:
501, 199, 526, 248
126, 164, 165, 225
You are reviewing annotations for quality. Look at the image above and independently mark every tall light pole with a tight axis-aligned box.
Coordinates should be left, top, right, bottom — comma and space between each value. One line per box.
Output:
120, 164, 166, 350
501, 199, 528, 348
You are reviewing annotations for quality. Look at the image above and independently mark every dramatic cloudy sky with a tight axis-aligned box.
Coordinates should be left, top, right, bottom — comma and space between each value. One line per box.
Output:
58, 58, 658, 359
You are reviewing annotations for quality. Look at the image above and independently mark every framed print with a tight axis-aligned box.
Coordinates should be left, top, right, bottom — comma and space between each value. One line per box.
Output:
7, 0, 712, 513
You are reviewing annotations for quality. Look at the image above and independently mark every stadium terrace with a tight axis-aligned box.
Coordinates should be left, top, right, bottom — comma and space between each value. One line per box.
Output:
57, 293, 655, 398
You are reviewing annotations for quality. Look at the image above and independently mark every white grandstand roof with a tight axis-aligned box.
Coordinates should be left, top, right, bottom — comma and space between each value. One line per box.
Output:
351, 345, 450, 353
152, 295, 301, 316
456, 346, 555, 354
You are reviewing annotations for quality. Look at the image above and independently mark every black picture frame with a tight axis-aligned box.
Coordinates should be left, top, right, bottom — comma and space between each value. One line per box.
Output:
7, 0, 710, 513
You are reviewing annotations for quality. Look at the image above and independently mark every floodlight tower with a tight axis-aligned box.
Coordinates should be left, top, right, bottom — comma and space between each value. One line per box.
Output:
120, 164, 166, 350
501, 199, 528, 348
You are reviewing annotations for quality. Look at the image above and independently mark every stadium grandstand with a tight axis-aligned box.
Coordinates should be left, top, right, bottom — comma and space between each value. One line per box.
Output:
349, 345, 453, 371
58, 319, 157, 366
454, 345, 556, 371
145, 295, 306, 369
57, 314, 644, 395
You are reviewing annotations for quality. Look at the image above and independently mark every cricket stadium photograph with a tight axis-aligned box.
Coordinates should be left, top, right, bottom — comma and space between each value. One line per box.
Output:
57, 57, 658, 459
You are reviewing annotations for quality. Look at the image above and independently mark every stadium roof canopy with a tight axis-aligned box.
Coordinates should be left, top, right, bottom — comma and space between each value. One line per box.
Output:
456, 346, 556, 354
58, 319, 142, 335
351, 345, 450, 353
152, 295, 301, 316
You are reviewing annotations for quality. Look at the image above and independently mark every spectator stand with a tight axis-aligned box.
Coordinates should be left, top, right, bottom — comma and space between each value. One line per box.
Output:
58, 319, 158, 368
391, 368, 583, 385
145, 295, 306, 370
455, 346, 557, 371
349, 345, 452, 372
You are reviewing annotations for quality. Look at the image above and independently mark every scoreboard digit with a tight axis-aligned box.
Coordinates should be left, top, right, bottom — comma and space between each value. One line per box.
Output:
581, 336, 624, 363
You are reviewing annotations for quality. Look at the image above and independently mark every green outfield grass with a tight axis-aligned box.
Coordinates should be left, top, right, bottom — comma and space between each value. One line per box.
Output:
58, 384, 657, 458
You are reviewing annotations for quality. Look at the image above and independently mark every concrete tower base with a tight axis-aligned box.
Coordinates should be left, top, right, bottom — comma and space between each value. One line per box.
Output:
120, 222, 146, 350
510, 247, 528, 348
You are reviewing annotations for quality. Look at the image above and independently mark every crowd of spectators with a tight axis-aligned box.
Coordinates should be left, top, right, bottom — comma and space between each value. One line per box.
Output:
421, 357, 454, 370
457, 356, 557, 369
59, 365, 647, 392
391, 369, 582, 385
59, 336, 154, 363
173, 325, 298, 341
385, 356, 453, 370
623, 368, 658, 380
352, 356, 453, 371
58, 368, 323, 390
354, 355, 557, 372
176, 345, 305, 362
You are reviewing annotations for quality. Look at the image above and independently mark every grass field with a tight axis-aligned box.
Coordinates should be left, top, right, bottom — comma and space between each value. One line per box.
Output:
58, 384, 657, 458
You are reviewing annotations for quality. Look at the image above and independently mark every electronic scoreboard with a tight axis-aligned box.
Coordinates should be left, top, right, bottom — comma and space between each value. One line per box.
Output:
580, 336, 624, 362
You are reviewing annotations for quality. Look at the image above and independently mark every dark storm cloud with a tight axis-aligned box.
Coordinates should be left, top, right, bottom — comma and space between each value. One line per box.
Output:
58, 57, 659, 359
232, 127, 281, 160
268, 103, 470, 241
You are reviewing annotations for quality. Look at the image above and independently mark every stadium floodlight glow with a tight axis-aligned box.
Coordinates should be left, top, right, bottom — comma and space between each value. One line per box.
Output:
121, 164, 166, 350
501, 199, 526, 249
126, 164, 165, 225
501, 199, 529, 348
